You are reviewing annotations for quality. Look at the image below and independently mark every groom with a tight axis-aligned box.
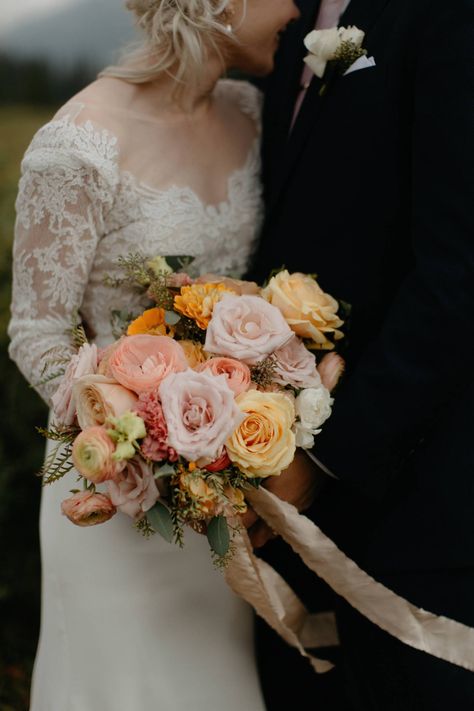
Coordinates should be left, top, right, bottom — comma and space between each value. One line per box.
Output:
249, 0, 474, 708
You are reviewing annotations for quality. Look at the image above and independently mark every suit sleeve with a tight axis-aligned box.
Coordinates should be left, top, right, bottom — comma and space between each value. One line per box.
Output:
312, 0, 474, 495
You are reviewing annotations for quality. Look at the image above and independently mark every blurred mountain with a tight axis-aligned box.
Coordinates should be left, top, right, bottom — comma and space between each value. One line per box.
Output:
0, 0, 138, 71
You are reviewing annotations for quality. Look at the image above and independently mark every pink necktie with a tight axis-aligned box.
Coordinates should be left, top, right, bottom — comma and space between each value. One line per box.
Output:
291, 0, 349, 129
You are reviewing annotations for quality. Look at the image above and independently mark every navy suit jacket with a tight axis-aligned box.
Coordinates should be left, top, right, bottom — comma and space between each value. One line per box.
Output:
250, 0, 474, 606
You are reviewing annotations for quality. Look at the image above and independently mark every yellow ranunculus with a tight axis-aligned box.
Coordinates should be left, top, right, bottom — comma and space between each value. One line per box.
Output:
226, 390, 296, 478
174, 283, 235, 330
261, 270, 344, 349
179, 470, 219, 516
127, 307, 174, 337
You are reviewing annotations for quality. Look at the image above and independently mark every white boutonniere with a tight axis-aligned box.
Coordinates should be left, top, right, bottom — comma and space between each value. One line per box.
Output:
304, 26, 367, 96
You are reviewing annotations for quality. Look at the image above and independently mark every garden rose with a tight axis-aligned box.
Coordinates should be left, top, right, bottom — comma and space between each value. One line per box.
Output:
71, 426, 123, 483
294, 386, 334, 449
106, 457, 159, 520
226, 390, 296, 478
205, 294, 293, 364
159, 369, 244, 462
261, 271, 344, 349
197, 357, 251, 396
108, 335, 187, 394
61, 491, 116, 527
273, 335, 321, 389
51, 343, 98, 425
196, 274, 261, 296
73, 374, 138, 429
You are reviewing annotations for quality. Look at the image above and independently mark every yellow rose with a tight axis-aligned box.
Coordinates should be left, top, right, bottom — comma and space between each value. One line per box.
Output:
179, 340, 209, 368
261, 270, 344, 349
226, 390, 296, 478
174, 283, 235, 330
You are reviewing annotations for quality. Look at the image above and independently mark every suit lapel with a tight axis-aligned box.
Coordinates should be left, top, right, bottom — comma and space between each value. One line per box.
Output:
267, 0, 393, 215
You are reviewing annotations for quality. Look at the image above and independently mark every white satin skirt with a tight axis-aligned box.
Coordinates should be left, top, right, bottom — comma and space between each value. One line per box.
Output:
30, 456, 265, 711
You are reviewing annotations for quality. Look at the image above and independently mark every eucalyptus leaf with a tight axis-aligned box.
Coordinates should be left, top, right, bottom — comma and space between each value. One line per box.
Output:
207, 516, 230, 558
165, 310, 181, 326
154, 463, 176, 479
147, 502, 174, 544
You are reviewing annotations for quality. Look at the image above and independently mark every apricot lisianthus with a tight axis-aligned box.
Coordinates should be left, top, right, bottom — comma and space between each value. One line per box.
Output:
127, 307, 174, 337
174, 283, 236, 330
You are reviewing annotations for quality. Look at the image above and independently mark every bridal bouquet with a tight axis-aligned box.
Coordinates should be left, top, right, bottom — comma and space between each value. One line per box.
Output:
40, 255, 345, 562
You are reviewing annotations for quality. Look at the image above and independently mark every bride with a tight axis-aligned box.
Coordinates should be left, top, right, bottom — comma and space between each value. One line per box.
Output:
8, 0, 300, 708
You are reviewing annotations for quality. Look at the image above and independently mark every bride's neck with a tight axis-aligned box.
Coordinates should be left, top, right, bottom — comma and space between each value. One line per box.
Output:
133, 57, 224, 119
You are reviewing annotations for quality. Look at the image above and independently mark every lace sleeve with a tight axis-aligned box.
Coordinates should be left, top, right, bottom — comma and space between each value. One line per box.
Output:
8, 117, 119, 405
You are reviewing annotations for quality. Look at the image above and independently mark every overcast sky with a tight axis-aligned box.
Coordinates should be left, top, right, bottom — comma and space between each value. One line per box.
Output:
0, 0, 78, 30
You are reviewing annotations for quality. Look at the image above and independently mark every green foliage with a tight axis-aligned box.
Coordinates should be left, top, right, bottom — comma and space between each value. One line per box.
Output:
207, 516, 230, 558
147, 502, 174, 544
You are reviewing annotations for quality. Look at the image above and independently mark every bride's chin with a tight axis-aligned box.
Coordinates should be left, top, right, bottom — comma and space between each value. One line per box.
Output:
230, 54, 275, 78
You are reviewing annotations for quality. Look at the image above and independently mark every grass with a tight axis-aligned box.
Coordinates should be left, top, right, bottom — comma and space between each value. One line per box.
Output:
0, 104, 55, 711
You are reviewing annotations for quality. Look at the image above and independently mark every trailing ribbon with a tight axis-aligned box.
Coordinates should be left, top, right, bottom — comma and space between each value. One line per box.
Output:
225, 487, 474, 673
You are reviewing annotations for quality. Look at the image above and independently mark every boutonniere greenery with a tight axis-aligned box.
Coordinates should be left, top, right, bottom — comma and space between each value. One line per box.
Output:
303, 26, 367, 96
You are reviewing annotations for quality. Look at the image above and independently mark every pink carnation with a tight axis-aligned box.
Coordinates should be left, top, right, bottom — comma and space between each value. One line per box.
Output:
135, 390, 178, 462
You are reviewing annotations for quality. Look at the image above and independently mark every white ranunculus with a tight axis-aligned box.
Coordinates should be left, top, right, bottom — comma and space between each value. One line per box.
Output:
339, 25, 365, 48
294, 423, 319, 450
296, 386, 334, 431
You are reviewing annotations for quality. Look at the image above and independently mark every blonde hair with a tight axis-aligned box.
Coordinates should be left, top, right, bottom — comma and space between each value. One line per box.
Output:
101, 0, 241, 86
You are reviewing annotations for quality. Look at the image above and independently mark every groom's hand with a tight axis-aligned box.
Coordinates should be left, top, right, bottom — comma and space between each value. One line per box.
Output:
241, 450, 327, 548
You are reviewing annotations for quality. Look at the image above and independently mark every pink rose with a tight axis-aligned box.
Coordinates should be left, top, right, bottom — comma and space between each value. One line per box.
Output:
108, 335, 188, 394
51, 343, 98, 425
72, 426, 123, 483
73, 375, 138, 429
205, 295, 293, 364
61, 491, 116, 527
196, 357, 251, 396
135, 390, 178, 462
317, 352, 345, 392
159, 369, 244, 462
273, 336, 322, 389
106, 457, 159, 520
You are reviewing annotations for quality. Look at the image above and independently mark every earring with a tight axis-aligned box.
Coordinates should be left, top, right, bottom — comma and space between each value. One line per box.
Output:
225, 23, 233, 34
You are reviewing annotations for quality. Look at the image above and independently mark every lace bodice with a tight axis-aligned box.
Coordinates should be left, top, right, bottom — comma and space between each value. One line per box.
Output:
8, 79, 263, 403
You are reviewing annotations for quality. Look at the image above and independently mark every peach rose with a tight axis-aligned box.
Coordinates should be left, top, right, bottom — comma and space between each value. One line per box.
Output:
159, 369, 244, 462
178, 470, 219, 517
106, 457, 159, 520
71, 426, 123, 483
73, 375, 138, 429
226, 390, 296, 478
262, 271, 344, 349
108, 335, 188, 394
205, 295, 293, 364
51, 343, 98, 425
196, 274, 261, 296
273, 335, 321, 389
196, 357, 251, 397
61, 491, 116, 526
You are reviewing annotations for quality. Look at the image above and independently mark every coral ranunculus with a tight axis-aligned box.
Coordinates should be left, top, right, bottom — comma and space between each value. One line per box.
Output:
174, 282, 236, 329
72, 426, 123, 483
61, 491, 116, 526
108, 334, 188, 394
227, 390, 296, 478
127, 307, 174, 337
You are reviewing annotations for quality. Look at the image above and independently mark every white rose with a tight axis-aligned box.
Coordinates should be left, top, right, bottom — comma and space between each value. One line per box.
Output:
294, 424, 318, 450
339, 25, 365, 48
296, 386, 333, 431
304, 28, 341, 58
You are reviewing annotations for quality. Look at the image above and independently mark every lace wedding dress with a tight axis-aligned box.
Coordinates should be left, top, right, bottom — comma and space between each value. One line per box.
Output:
8, 79, 266, 711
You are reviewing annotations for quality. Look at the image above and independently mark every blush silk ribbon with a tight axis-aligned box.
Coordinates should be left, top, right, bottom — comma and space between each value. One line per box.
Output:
225, 487, 474, 673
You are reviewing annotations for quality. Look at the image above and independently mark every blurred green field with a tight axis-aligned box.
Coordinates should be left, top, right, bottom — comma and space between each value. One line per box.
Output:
0, 105, 54, 711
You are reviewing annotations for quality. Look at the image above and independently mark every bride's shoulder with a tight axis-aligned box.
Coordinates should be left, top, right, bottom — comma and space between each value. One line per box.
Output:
215, 79, 263, 124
